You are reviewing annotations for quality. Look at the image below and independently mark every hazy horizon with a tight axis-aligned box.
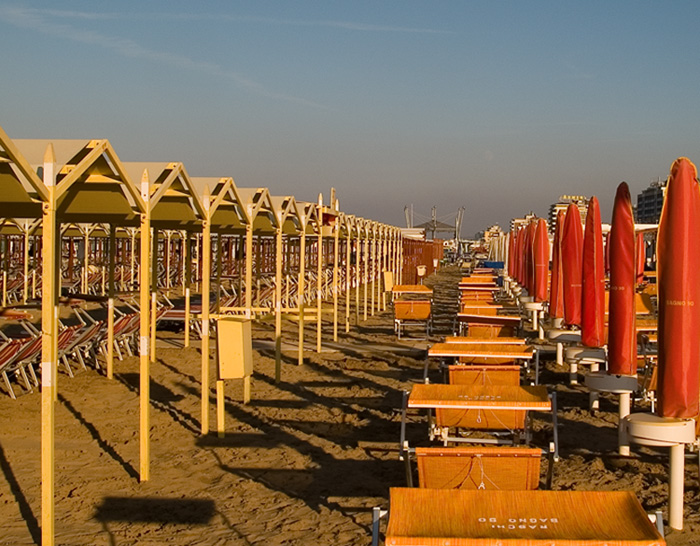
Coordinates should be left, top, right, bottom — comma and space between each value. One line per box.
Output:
1, 1, 698, 235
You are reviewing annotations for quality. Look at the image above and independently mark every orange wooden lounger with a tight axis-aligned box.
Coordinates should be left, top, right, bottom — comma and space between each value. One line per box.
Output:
379, 488, 665, 546
394, 300, 432, 340
405, 384, 556, 450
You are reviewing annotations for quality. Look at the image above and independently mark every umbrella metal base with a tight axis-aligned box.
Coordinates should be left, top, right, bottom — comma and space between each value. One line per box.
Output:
624, 412, 696, 531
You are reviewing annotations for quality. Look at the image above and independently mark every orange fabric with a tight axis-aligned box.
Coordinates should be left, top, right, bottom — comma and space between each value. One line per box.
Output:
415, 447, 541, 490
608, 182, 637, 375
533, 218, 549, 302
468, 325, 515, 338
394, 300, 431, 320
581, 196, 606, 347
549, 210, 565, 319
429, 342, 532, 359
562, 203, 584, 327
448, 365, 520, 386
657, 157, 700, 418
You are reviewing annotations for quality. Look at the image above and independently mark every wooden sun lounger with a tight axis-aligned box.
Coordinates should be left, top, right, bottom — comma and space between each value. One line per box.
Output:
394, 300, 432, 340
405, 384, 556, 448
381, 488, 664, 546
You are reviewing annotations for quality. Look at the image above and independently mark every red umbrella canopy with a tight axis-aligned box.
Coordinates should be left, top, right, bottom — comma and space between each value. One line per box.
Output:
561, 203, 584, 327
523, 221, 536, 294
533, 218, 549, 302
657, 157, 700, 419
549, 210, 565, 318
604, 232, 611, 276
607, 182, 637, 375
507, 231, 516, 277
581, 196, 606, 347
513, 227, 524, 284
636, 233, 646, 284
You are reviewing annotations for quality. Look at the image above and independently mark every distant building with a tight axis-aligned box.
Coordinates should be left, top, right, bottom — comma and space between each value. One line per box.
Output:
548, 195, 589, 233
482, 224, 503, 243
510, 212, 536, 232
636, 178, 666, 224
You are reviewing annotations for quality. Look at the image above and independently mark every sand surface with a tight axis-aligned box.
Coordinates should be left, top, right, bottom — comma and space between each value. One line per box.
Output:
1, 266, 699, 545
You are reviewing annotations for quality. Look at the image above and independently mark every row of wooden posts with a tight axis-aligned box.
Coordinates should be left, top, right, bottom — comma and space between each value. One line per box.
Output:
0, 127, 447, 545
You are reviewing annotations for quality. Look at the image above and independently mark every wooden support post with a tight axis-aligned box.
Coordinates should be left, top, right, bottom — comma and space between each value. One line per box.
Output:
201, 187, 212, 435
107, 224, 116, 380
371, 231, 376, 316
150, 228, 158, 364
184, 231, 191, 348
23, 227, 29, 303
345, 232, 351, 333
216, 379, 225, 437
41, 144, 57, 546
275, 227, 283, 381
139, 170, 151, 482
298, 230, 306, 365
245, 224, 253, 317
316, 219, 323, 353
363, 233, 369, 321
333, 222, 339, 342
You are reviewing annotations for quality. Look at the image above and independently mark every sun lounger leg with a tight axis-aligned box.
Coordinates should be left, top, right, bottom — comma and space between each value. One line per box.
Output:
550, 392, 560, 461
27, 363, 39, 386
371, 507, 387, 546
2, 370, 16, 399
61, 356, 74, 378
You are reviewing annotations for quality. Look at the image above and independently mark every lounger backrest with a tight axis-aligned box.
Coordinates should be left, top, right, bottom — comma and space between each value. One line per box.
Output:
448, 365, 520, 386
416, 446, 541, 490
457, 356, 518, 365
635, 293, 655, 315
435, 407, 527, 430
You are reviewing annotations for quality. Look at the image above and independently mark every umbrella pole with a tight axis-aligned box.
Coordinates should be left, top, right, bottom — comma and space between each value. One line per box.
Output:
618, 391, 630, 456
669, 442, 685, 530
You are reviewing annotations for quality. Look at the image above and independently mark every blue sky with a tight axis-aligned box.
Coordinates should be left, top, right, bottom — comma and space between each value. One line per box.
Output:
1, 1, 699, 236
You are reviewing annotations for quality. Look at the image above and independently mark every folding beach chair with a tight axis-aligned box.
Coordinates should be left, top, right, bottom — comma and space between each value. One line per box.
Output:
394, 300, 432, 340
0, 338, 26, 398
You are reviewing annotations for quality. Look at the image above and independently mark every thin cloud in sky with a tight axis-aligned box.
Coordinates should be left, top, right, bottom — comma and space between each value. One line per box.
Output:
0, 5, 331, 109
16, 7, 452, 34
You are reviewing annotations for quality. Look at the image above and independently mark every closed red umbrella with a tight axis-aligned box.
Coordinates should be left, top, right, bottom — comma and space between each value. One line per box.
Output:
636, 233, 645, 284
604, 232, 611, 276
507, 230, 515, 278
514, 227, 524, 284
523, 221, 536, 294
657, 157, 700, 418
581, 196, 606, 347
549, 211, 565, 319
607, 183, 637, 375
561, 203, 584, 327
533, 218, 549, 302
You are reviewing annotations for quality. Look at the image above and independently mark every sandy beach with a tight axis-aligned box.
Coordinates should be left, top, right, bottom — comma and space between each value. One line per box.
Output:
1, 265, 699, 545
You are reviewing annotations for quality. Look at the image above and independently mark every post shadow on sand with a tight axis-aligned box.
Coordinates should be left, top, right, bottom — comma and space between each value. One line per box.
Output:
199, 395, 402, 525
0, 440, 40, 545
58, 393, 139, 480
115, 372, 201, 435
